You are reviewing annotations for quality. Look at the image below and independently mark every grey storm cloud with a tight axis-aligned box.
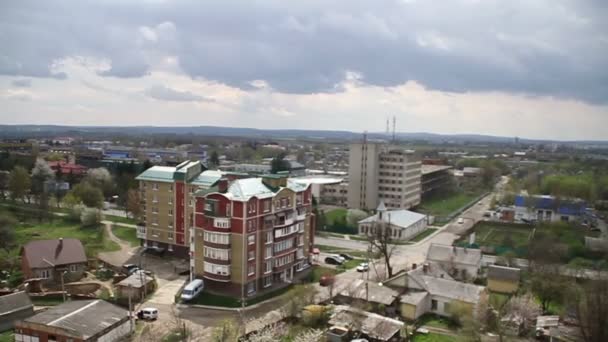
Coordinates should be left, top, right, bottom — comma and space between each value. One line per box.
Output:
11, 79, 32, 87
1, 0, 608, 103
145, 85, 210, 102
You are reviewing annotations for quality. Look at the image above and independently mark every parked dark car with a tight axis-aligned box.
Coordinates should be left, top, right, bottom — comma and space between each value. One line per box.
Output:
143, 246, 166, 257
339, 253, 354, 260
122, 264, 138, 273
325, 256, 344, 265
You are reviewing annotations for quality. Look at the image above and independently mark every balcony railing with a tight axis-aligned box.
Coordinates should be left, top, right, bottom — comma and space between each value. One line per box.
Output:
275, 216, 295, 227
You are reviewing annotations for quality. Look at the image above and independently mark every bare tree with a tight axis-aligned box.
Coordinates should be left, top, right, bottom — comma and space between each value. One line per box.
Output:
212, 319, 239, 342
570, 277, 608, 342
366, 217, 398, 279
127, 188, 142, 220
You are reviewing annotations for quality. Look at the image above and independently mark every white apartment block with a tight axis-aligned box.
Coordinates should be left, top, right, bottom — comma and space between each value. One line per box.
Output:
347, 142, 421, 210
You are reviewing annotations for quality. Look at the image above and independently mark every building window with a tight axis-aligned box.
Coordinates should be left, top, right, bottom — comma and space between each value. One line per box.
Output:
274, 238, 294, 253
168, 232, 174, 240
248, 250, 255, 261
204, 262, 230, 275
169, 184, 173, 192
205, 247, 229, 260
248, 234, 255, 245
263, 275, 272, 288
153, 183, 159, 190
265, 245, 272, 259
248, 263, 255, 276
168, 209, 173, 216
189, 199, 193, 207
263, 201, 271, 212
296, 194, 303, 204
40, 270, 51, 279
248, 201, 256, 213
247, 281, 256, 294
152, 195, 158, 203
431, 299, 438, 311
204, 231, 230, 244
264, 261, 272, 274
265, 231, 273, 244
168, 244, 173, 252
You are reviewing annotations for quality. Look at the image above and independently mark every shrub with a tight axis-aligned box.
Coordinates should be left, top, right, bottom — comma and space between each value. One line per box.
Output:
7, 271, 23, 288
68, 203, 86, 222
81, 207, 102, 227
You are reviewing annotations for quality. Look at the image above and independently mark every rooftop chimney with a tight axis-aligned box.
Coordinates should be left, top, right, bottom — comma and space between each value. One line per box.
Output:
412, 263, 417, 270
422, 263, 429, 274
217, 178, 229, 193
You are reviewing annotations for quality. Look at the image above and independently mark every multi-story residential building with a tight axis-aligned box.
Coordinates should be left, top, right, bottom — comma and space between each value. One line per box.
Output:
136, 163, 315, 298
193, 174, 315, 298
135, 161, 246, 258
347, 142, 422, 210
421, 165, 454, 200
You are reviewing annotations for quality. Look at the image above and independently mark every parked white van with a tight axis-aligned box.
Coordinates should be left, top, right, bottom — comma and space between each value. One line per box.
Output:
181, 279, 204, 301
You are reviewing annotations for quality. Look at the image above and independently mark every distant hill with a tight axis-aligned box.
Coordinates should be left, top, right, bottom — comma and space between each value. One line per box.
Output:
0, 125, 606, 145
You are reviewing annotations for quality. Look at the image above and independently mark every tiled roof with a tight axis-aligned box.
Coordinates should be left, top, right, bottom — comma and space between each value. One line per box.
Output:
359, 209, 426, 228
135, 166, 176, 182
24, 299, 128, 339
329, 305, 404, 341
22, 239, 86, 269
426, 243, 482, 266
0, 292, 33, 315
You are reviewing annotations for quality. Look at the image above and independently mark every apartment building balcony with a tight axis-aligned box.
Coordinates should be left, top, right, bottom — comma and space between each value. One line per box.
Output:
212, 217, 231, 229
136, 224, 146, 239
296, 211, 307, 221
273, 260, 296, 273
203, 256, 231, 265
203, 240, 231, 249
203, 272, 231, 282
274, 215, 295, 228
273, 245, 298, 258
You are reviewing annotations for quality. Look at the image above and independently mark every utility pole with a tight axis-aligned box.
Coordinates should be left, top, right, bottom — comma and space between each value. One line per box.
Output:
128, 284, 134, 333
60, 271, 67, 302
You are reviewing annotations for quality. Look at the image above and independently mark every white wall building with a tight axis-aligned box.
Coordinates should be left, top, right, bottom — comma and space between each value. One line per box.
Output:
358, 202, 427, 241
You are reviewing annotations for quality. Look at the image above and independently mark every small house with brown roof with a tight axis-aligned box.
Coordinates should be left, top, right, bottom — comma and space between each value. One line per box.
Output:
21, 238, 87, 285
487, 265, 521, 294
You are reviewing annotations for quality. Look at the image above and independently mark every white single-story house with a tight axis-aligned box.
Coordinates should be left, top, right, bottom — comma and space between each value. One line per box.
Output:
358, 202, 427, 241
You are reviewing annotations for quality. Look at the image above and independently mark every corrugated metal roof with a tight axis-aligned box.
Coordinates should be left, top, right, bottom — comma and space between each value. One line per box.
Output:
358, 209, 426, 228
190, 170, 224, 186
135, 166, 176, 182
514, 195, 587, 215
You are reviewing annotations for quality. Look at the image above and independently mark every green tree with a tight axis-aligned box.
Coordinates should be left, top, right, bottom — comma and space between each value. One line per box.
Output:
209, 150, 220, 168
530, 271, 564, 313
8, 166, 31, 203
270, 153, 291, 174
71, 182, 104, 208
0, 212, 17, 251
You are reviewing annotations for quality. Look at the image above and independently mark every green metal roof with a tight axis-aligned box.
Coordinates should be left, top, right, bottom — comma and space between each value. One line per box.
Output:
190, 170, 224, 187
135, 166, 176, 182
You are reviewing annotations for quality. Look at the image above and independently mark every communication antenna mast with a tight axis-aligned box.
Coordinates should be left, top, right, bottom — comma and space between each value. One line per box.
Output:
363, 131, 367, 143
386, 118, 390, 134
392, 116, 396, 142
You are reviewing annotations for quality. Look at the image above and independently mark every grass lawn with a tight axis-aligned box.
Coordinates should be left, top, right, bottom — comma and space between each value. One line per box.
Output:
111, 225, 140, 247
30, 296, 65, 306
188, 285, 293, 307
310, 266, 337, 283
410, 228, 438, 242
338, 258, 363, 271
13, 219, 120, 257
413, 333, 457, 342
0, 331, 14, 342
419, 192, 481, 217
474, 223, 532, 248
489, 292, 511, 309
418, 314, 457, 330
315, 244, 349, 252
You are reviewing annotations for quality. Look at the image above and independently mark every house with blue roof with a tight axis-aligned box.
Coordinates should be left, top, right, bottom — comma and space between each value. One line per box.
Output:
514, 194, 588, 223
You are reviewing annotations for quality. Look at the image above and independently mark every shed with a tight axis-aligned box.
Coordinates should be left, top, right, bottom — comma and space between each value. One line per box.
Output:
0, 292, 34, 332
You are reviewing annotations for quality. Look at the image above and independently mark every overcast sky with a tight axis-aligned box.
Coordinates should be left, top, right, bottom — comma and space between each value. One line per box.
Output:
1, 0, 607, 140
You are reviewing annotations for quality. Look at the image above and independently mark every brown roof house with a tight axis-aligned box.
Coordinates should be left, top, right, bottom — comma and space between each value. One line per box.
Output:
21, 238, 87, 286
0, 292, 34, 332
487, 265, 521, 294
14, 299, 131, 342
